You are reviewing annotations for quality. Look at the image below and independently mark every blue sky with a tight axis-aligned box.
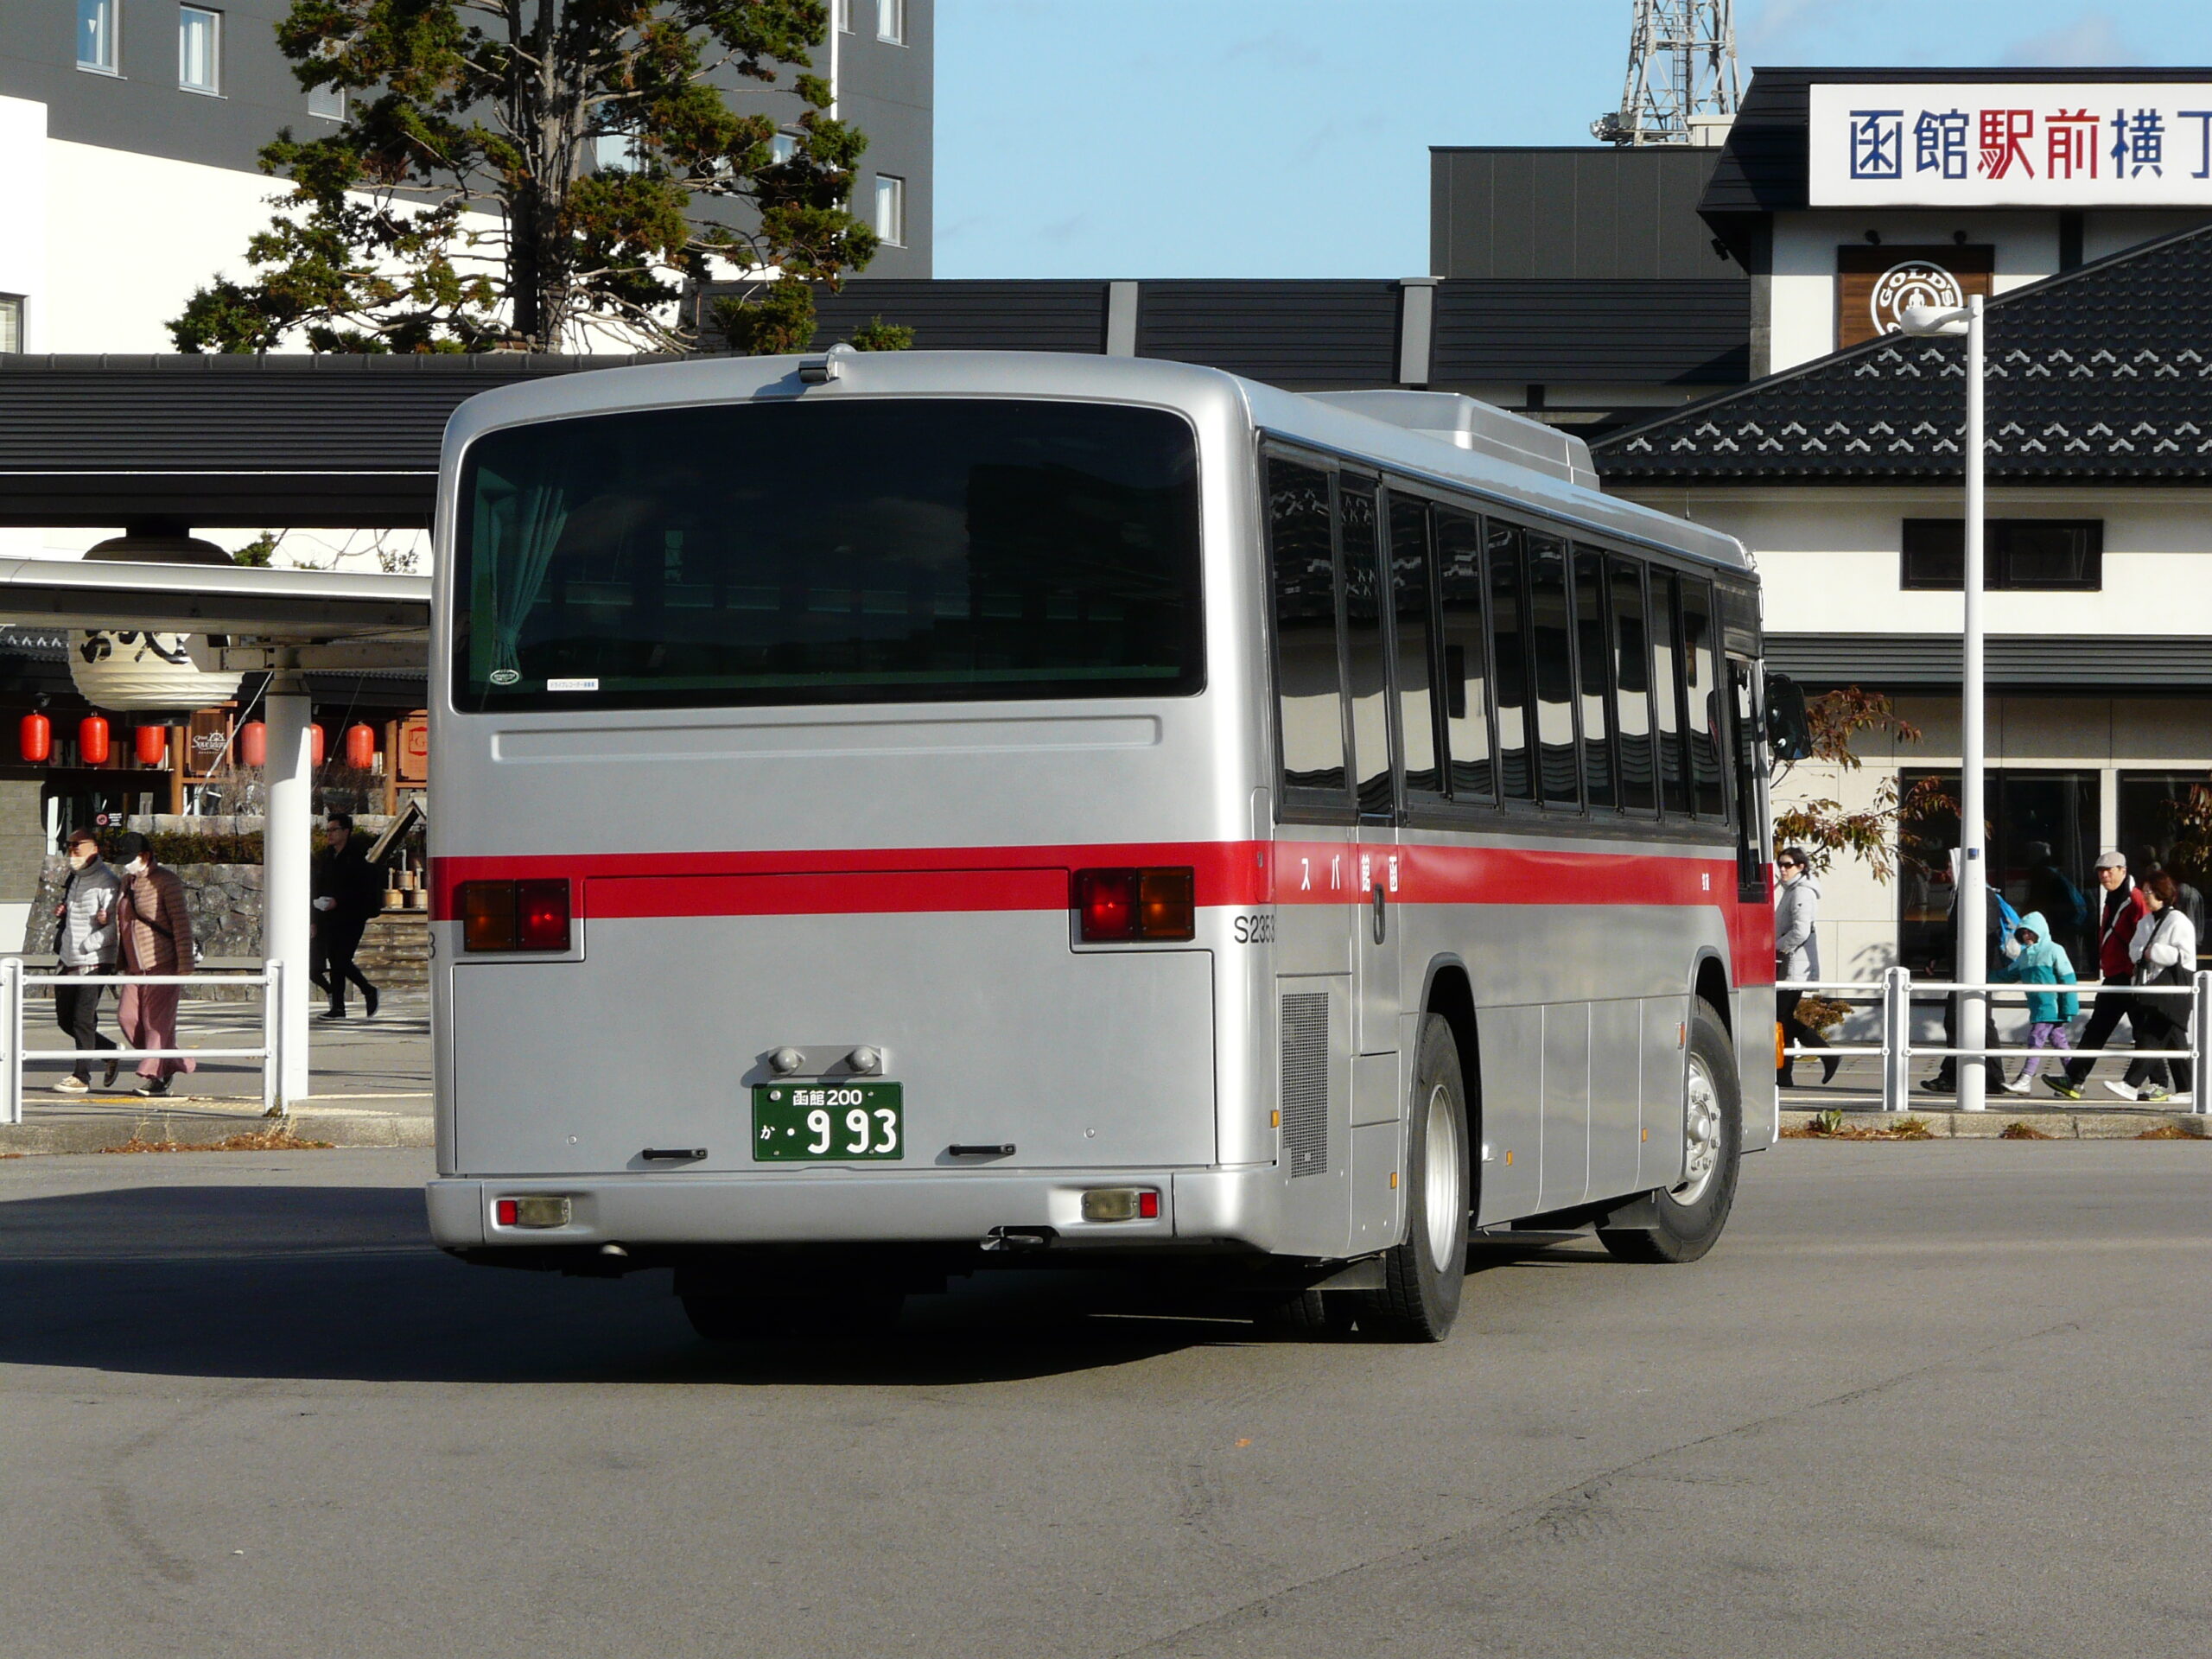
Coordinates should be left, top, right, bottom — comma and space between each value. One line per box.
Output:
933, 1, 2212, 278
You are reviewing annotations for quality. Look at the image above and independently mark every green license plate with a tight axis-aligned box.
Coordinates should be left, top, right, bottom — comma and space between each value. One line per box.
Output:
752, 1081, 905, 1162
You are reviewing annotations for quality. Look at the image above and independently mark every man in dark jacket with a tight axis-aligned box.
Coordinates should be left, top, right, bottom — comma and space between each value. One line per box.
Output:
311, 812, 383, 1020
2052, 850, 2157, 1100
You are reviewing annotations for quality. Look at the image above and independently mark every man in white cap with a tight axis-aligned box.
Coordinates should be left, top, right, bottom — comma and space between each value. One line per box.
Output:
2050, 849, 2157, 1102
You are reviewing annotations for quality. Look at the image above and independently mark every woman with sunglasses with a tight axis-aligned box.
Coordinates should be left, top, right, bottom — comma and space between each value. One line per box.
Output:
1775, 848, 1839, 1087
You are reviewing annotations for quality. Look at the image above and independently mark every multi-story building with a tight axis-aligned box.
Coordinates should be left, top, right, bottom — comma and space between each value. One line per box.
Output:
0, 0, 931, 355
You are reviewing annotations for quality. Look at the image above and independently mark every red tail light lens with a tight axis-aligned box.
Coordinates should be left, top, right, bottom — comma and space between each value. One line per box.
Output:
1075, 867, 1194, 943
461, 880, 518, 951
516, 879, 572, 951
461, 878, 571, 951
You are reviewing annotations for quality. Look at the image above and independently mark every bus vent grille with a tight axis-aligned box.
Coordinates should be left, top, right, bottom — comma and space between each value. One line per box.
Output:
1279, 991, 1330, 1178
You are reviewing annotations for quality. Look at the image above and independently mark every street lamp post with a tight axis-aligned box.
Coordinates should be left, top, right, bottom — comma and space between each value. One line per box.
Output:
1901, 296, 1987, 1112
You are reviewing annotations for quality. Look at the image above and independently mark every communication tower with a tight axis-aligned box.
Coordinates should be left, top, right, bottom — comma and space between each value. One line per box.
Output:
1590, 0, 1740, 147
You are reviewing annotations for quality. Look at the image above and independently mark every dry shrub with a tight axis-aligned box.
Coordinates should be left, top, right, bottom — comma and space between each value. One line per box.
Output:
1783, 1111, 1936, 1141
1796, 995, 1853, 1035
1999, 1121, 2056, 1140
99, 1127, 333, 1154
2136, 1122, 2207, 1141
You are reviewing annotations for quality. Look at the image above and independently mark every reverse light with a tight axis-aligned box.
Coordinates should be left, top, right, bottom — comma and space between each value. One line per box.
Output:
1075, 867, 1195, 943
461, 878, 571, 952
494, 1196, 572, 1229
1080, 1187, 1162, 1223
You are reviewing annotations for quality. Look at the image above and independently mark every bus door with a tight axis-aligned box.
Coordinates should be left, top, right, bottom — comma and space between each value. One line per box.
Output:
1343, 479, 1406, 1254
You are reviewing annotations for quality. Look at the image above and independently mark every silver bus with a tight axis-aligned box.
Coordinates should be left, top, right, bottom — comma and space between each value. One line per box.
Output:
424, 349, 1786, 1343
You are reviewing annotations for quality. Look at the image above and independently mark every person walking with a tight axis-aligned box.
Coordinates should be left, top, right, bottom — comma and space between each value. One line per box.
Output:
1921, 860, 2006, 1094
1774, 848, 1837, 1086
311, 812, 382, 1020
2050, 849, 2155, 1102
113, 831, 195, 1098
2121, 873, 2197, 1104
1993, 911, 2079, 1094
49, 827, 122, 1094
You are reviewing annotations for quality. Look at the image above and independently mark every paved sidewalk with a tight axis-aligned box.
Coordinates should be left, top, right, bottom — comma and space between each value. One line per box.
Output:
0, 985, 430, 1155
1779, 1049, 2209, 1136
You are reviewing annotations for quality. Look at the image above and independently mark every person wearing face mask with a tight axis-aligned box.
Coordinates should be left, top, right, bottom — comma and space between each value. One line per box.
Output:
113, 831, 196, 1098
49, 827, 122, 1094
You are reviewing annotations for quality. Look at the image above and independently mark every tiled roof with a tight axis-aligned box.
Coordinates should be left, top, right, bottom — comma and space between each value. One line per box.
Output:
1592, 220, 2212, 484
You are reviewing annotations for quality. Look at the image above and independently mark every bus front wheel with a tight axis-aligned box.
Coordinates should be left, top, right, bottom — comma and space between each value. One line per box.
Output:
1357, 1014, 1470, 1343
1598, 997, 1741, 1265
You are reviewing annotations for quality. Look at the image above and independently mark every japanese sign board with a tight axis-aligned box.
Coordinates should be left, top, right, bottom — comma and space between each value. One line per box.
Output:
397, 712, 428, 784
1810, 84, 2212, 207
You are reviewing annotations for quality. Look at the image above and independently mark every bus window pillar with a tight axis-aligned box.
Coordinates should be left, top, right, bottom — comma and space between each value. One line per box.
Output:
264, 666, 314, 1106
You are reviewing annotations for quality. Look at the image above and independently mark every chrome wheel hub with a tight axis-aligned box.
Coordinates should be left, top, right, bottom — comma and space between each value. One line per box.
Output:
1422, 1083, 1464, 1270
1674, 1055, 1722, 1206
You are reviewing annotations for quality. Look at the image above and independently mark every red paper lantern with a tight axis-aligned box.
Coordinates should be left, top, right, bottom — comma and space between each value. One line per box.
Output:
18, 712, 50, 765
311, 724, 327, 767
134, 724, 169, 767
238, 720, 266, 768
345, 722, 377, 771
78, 715, 110, 766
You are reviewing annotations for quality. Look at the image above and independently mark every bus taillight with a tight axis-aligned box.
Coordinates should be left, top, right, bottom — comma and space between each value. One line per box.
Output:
461, 878, 572, 952
1075, 867, 1194, 943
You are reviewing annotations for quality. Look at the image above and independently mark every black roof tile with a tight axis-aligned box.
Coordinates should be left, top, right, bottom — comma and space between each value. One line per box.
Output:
1592, 219, 2212, 484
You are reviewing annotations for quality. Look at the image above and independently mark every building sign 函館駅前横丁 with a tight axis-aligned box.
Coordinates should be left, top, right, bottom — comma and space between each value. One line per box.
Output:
1808, 83, 2212, 208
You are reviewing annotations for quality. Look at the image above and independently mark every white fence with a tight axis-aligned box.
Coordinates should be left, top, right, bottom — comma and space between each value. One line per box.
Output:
0, 961, 284, 1125
1779, 968, 2211, 1114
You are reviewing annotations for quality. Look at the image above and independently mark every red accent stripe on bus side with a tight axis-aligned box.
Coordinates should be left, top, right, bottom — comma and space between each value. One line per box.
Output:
433, 840, 1773, 986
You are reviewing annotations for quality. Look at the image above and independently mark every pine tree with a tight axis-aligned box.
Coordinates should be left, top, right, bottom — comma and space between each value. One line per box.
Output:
170, 0, 889, 353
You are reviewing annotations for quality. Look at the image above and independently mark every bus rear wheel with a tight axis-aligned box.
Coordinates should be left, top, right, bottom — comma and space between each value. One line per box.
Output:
1598, 997, 1741, 1265
1357, 1014, 1470, 1343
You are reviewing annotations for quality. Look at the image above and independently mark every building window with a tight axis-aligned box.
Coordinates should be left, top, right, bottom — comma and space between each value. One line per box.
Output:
593, 130, 639, 171
769, 131, 798, 165
834, 0, 852, 32
0, 296, 22, 353
1900, 519, 2103, 591
874, 174, 906, 245
1899, 770, 2101, 977
179, 6, 221, 95
77, 0, 118, 73
876, 0, 905, 44
308, 83, 345, 120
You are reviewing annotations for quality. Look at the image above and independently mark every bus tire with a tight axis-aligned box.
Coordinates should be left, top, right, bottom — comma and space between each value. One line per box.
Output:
1356, 1014, 1470, 1343
1598, 997, 1741, 1265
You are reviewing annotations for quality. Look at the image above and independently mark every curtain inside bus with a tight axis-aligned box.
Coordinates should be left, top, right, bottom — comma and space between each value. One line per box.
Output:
453, 399, 1204, 711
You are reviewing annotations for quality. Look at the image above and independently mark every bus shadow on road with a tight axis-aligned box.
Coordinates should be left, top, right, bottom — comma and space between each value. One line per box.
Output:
0, 1185, 1271, 1385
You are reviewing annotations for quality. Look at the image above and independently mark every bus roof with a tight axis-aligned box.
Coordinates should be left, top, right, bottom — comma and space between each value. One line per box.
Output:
442, 349, 1752, 575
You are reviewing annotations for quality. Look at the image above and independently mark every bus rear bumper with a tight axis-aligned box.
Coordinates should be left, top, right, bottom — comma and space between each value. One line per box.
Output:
426, 1166, 1283, 1255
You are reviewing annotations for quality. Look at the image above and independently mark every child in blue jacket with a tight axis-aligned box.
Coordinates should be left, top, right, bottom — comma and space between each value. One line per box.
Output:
1994, 910, 2080, 1094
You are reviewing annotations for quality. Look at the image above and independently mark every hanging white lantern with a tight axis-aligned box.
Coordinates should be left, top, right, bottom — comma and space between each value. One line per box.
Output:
68, 527, 246, 717
68, 629, 244, 718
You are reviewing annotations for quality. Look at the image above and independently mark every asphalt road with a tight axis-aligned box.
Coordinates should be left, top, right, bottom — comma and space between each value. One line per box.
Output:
2, 1141, 2208, 1659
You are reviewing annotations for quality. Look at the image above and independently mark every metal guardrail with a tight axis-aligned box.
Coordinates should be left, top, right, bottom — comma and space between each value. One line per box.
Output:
0, 960, 284, 1126
1779, 967, 2210, 1114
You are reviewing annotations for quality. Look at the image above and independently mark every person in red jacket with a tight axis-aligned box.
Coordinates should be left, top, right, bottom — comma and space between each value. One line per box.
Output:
2050, 850, 2158, 1101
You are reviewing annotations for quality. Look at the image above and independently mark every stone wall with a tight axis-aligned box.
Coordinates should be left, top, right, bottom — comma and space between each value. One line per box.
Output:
25, 857, 264, 957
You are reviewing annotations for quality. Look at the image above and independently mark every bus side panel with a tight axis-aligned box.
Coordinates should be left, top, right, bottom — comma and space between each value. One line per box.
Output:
1640, 995, 1690, 1191
1474, 1004, 1543, 1224
1588, 998, 1643, 1198
1737, 981, 1779, 1152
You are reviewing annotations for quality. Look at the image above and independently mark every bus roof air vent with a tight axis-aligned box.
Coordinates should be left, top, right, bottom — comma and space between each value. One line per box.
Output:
798, 341, 858, 385
1304, 390, 1599, 493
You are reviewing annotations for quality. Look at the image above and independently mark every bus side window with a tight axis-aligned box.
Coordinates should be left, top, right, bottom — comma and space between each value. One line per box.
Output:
1649, 571, 1689, 818
1527, 531, 1580, 810
1265, 457, 1351, 810
1433, 507, 1495, 805
1609, 557, 1656, 814
1572, 546, 1616, 810
1679, 578, 1727, 819
1485, 520, 1535, 804
1339, 480, 1393, 818
1388, 494, 1444, 800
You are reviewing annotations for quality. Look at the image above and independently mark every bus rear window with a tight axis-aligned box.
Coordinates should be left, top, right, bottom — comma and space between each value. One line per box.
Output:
452, 398, 1204, 710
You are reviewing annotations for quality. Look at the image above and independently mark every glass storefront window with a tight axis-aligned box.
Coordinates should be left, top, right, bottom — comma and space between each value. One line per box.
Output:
2118, 772, 2212, 960
1898, 770, 2098, 977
